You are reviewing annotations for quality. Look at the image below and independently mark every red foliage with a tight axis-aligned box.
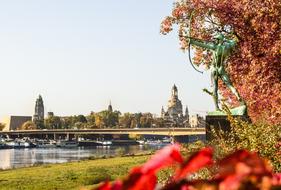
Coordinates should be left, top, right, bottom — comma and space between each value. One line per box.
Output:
217, 150, 272, 190
160, 0, 281, 124
94, 144, 281, 190
141, 143, 183, 174
174, 147, 213, 180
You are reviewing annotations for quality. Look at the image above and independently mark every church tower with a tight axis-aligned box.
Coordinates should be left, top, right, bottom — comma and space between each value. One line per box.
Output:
185, 106, 189, 124
108, 101, 113, 112
185, 106, 189, 118
33, 95, 44, 122
167, 84, 183, 117
161, 106, 165, 118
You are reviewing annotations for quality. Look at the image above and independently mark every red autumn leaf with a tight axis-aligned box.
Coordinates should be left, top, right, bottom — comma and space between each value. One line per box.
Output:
96, 181, 122, 190
141, 143, 183, 174
272, 173, 281, 186
96, 181, 111, 190
174, 147, 213, 180
122, 167, 157, 190
217, 150, 272, 190
218, 150, 271, 178
111, 180, 123, 190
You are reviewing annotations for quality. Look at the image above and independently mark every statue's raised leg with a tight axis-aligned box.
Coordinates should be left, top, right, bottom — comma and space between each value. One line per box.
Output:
221, 72, 245, 106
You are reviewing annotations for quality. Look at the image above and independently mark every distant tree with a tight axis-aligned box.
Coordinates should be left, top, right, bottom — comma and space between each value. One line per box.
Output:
130, 118, 138, 128
45, 116, 62, 129
0, 123, 6, 131
86, 113, 96, 126
153, 118, 166, 128
77, 115, 87, 123
119, 113, 133, 128
95, 110, 120, 128
139, 113, 153, 128
94, 113, 105, 128
19, 121, 37, 130
61, 117, 72, 129
74, 122, 86, 129
34, 120, 45, 129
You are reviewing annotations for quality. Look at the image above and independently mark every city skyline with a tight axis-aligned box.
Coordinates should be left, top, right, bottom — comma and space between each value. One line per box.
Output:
1, 83, 209, 118
0, 0, 213, 119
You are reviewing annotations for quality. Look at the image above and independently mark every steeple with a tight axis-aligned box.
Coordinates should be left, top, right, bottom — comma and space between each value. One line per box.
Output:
108, 101, 113, 112
185, 106, 189, 117
171, 84, 178, 98
161, 106, 165, 118
33, 95, 44, 122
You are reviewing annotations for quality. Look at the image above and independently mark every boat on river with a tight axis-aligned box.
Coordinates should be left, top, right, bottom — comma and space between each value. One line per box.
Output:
0, 137, 8, 149
56, 140, 78, 148
36, 140, 57, 148
5, 139, 35, 148
144, 137, 173, 146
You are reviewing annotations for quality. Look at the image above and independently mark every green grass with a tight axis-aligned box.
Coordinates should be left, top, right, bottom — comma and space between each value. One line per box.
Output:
0, 155, 149, 190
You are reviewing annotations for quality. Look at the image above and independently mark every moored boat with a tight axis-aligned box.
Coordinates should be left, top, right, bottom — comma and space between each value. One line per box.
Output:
56, 140, 78, 148
36, 140, 57, 148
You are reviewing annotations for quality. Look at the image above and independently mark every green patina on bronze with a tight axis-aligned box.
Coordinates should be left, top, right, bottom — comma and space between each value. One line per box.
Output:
186, 29, 247, 115
207, 105, 247, 116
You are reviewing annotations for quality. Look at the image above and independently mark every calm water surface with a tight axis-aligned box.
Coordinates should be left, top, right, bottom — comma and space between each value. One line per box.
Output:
0, 145, 164, 170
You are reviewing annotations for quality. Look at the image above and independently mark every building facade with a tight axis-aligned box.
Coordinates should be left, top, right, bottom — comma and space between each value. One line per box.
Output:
161, 85, 189, 127
2, 116, 32, 131
189, 114, 205, 128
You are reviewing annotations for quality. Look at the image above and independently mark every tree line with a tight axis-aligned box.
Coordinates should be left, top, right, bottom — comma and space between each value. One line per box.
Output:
18, 110, 167, 130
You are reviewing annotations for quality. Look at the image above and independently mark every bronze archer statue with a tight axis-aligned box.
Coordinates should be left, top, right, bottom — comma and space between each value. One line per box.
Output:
187, 33, 246, 113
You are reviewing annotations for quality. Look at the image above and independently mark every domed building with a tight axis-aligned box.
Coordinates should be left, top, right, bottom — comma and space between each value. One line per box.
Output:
161, 85, 189, 127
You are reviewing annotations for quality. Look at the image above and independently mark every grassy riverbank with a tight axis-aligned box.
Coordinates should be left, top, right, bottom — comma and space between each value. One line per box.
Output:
0, 155, 149, 190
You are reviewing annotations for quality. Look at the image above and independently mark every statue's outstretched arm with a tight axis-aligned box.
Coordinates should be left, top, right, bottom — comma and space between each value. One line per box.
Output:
189, 38, 216, 50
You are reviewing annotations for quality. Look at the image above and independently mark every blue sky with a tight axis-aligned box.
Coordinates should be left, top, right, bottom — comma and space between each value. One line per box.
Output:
0, 0, 212, 118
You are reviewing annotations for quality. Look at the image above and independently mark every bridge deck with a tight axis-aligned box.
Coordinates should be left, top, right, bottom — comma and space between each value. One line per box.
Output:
0, 128, 205, 136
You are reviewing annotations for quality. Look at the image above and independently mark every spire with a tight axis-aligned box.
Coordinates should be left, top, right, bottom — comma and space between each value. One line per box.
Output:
172, 84, 178, 98
108, 101, 113, 112
185, 106, 189, 116
161, 106, 165, 118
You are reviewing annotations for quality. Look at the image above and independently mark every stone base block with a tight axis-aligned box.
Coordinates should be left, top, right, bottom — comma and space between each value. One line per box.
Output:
206, 115, 250, 141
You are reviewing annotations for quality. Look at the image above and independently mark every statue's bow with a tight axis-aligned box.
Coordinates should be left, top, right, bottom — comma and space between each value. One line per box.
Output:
187, 11, 203, 74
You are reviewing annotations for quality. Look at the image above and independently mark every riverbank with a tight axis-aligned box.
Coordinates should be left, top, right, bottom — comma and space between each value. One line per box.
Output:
0, 155, 150, 190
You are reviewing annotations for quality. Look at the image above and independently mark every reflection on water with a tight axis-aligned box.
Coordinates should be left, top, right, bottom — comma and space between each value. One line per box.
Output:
0, 145, 164, 170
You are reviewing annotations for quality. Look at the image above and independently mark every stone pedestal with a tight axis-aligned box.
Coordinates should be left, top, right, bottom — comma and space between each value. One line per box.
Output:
205, 115, 250, 141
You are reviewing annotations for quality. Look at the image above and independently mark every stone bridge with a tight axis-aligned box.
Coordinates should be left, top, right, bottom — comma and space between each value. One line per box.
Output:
0, 128, 206, 143
0, 128, 205, 136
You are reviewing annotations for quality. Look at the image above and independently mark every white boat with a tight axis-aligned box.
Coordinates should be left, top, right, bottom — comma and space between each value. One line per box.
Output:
162, 137, 173, 144
102, 141, 112, 146
94, 140, 112, 146
144, 139, 162, 145
137, 140, 145, 145
56, 140, 78, 148
5, 141, 18, 148
4, 138, 32, 148
37, 140, 57, 148
19, 141, 31, 148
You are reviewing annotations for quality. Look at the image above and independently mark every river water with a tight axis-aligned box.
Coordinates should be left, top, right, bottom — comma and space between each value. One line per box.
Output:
0, 145, 164, 170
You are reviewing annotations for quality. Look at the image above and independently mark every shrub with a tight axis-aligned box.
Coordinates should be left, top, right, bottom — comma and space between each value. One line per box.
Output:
210, 114, 281, 172
93, 144, 281, 190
